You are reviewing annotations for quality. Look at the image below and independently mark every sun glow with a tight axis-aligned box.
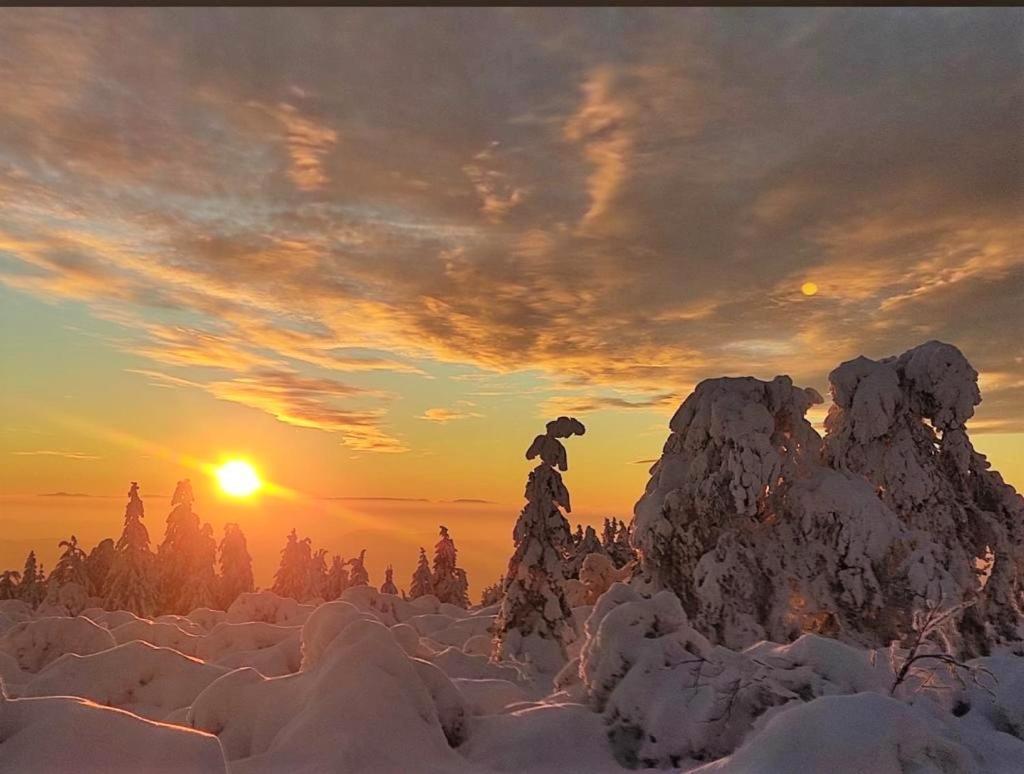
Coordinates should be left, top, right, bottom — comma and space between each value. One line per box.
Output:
801, 281, 819, 297
216, 459, 262, 498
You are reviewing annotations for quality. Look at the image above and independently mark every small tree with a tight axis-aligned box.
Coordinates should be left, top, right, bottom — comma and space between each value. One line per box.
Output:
17, 551, 45, 607
380, 565, 399, 596
105, 482, 158, 617
432, 526, 470, 607
272, 529, 312, 600
480, 577, 504, 607
218, 523, 255, 609
51, 535, 88, 588
347, 549, 369, 587
493, 416, 585, 669
158, 479, 218, 614
326, 555, 349, 600
409, 548, 433, 599
566, 525, 604, 579
307, 548, 329, 601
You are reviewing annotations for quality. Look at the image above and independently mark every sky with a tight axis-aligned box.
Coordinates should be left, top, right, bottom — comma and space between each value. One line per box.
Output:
1, 8, 1022, 592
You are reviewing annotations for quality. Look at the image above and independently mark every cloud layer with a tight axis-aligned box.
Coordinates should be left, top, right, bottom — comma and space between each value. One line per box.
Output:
1, 8, 1021, 444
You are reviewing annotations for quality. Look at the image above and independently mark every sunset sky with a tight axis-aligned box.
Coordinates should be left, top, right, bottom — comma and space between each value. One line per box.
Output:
1, 8, 1022, 590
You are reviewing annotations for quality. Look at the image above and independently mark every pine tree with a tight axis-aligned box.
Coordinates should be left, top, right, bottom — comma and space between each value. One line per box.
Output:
0, 570, 22, 601
380, 564, 399, 596
17, 551, 44, 607
432, 526, 470, 607
326, 554, 349, 600
347, 549, 369, 587
157, 480, 217, 614
272, 529, 312, 600
409, 548, 433, 599
105, 482, 158, 617
85, 538, 115, 598
218, 523, 255, 609
493, 416, 585, 668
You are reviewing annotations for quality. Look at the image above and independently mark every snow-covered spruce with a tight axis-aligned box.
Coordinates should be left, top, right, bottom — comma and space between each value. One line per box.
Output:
157, 480, 218, 615
217, 523, 254, 611
824, 341, 1024, 655
432, 526, 470, 608
105, 482, 159, 618
380, 565, 400, 596
410, 547, 434, 599
632, 341, 1024, 658
493, 416, 585, 671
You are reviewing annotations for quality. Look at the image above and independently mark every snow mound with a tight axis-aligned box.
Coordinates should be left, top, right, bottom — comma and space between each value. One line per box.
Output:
0, 688, 226, 773
111, 618, 202, 656
82, 608, 144, 629
0, 616, 117, 673
690, 693, 974, 774
225, 591, 314, 627
22, 640, 228, 720
196, 621, 299, 663
190, 614, 469, 773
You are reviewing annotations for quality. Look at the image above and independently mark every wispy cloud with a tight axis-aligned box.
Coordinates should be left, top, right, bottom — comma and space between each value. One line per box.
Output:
418, 406, 483, 424
13, 450, 100, 460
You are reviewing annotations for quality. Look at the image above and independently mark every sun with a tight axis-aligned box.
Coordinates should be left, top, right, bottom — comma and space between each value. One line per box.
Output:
216, 460, 262, 498
801, 281, 819, 297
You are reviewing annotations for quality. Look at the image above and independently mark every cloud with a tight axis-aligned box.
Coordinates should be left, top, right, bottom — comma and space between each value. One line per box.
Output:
13, 450, 100, 460
418, 406, 483, 423
542, 393, 679, 416
0, 8, 1021, 439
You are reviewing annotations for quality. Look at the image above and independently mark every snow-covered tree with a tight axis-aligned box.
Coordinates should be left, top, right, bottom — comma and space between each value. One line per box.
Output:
409, 548, 433, 599
432, 526, 470, 607
326, 554, 349, 600
16, 551, 45, 607
272, 529, 312, 600
566, 525, 604, 579
480, 577, 503, 607
218, 523, 255, 609
105, 482, 158, 617
380, 565, 399, 596
307, 548, 329, 601
347, 549, 369, 587
631, 341, 1024, 658
0, 569, 22, 600
822, 341, 1024, 655
84, 538, 115, 598
50, 535, 88, 589
493, 416, 585, 669
156, 480, 217, 614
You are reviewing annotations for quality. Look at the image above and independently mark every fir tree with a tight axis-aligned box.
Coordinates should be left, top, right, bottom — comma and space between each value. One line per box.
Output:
85, 538, 115, 598
272, 529, 312, 600
158, 480, 217, 614
409, 548, 433, 599
493, 416, 585, 668
17, 551, 44, 607
380, 564, 399, 596
218, 523, 255, 609
326, 555, 349, 600
105, 482, 158, 617
347, 549, 369, 587
432, 526, 470, 607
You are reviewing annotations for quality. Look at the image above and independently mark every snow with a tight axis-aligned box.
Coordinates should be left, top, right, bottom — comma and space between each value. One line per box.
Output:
0, 687, 226, 773
21, 640, 227, 720
3, 341, 1022, 772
